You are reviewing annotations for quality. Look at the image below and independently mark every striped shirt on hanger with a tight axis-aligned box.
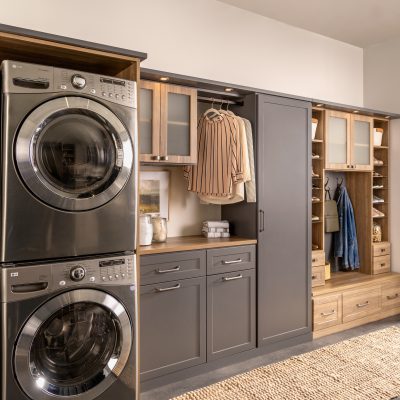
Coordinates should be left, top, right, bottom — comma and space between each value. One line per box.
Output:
184, 113, 243, 196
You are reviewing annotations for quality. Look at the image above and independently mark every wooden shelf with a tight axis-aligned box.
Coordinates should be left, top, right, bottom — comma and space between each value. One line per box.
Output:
374, 146, 389, 149
312, 139, 323, 143
313, 271, 400, 296
139, 235, 257, 255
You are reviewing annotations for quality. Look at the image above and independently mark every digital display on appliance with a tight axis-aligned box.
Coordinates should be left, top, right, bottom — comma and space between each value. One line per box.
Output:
99, 259, 125, 267
100, 77, 126, 86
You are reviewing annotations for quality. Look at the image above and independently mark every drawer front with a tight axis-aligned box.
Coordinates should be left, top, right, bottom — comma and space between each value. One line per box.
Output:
140, 277, 206, 380
311, 266, 325, 288
382, 280, 400, 310
373, 242, 391, 257
313, 293, 342, 331
207, 269, 256, 361
141, 250, 206, 285
311, 250, 325, 267
343, 286, 381, 323
207, 245, 256, 275
372, 255, 390, 275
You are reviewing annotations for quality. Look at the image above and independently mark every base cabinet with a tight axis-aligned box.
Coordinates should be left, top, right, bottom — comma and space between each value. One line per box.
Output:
140, 277, 206, 380
207, 269, 256, 361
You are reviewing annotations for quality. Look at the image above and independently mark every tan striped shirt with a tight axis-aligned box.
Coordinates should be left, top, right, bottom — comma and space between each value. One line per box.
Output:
184, 113, 243, 196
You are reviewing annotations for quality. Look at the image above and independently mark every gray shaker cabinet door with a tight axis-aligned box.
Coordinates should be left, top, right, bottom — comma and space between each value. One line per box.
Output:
140, 277, 206, 380
257, 95, 311, 346
207, 269, 256, 361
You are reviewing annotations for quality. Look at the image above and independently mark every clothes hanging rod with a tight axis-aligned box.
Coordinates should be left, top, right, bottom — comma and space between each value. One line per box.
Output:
197, 96, 243, 106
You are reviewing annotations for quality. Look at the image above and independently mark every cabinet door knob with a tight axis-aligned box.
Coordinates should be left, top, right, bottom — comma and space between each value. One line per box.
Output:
152, 155, 161, 161
160, 156, 169, 161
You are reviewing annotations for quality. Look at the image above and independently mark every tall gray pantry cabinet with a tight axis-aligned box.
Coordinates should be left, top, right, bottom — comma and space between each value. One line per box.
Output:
256, 95, 311, 346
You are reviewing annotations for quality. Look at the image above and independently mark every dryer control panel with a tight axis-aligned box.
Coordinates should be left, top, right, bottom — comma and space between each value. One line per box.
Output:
2, 60, 137, 108
1, 254, 136, 303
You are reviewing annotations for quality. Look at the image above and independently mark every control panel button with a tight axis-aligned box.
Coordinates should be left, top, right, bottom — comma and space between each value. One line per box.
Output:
70, 266, 86, 282
122, 273, 126, 278
102, 92, 106, 96
108, 93, 113, 98
60, 85, 67, 90
90, 88, 96, 94
59, 280, 66, 286
89, 277, 96, 282
121, 95, 126, 100
102, 276, 106, 281
115, 94, 119, 99
115, 274, 119, 279
109, 275, 113, 280
71, 74, 86, 89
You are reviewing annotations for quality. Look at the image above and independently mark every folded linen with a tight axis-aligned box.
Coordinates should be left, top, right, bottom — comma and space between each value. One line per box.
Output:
202, 231, 231, 238
202, 227, 229, 233
203, 220, 230, 229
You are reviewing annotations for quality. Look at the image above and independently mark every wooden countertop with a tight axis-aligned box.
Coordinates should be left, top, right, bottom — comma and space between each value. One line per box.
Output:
313, 271, 400, 296
139, 236, 257, 255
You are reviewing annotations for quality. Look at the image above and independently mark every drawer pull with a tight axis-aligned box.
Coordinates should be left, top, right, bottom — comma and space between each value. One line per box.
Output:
387, 293, 399, 300
356, 301, 369, 308
157, 266, 181, 274
312, 258, 316, 263
155, 283, 181, 292
312, 275, 317, 280
222, 259, 243, 265
380, 263, 386, 267
381, 249, 385, 252
321, 310, 335, 317
223, 274, 243, 282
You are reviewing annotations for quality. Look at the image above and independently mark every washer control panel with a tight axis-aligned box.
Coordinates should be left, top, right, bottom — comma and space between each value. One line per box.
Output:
70, 266, 86, 281
2, 60, 137, 109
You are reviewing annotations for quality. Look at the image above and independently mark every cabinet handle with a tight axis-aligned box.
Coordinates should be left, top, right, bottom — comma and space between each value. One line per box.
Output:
155, 283, 181, 292
312, 275, 317, 280
222, 274, 243, 281
259, 209, 265, 232
321, 310, 335, 317
312, 258, 317, 263
160, 156, 169, 161
156, 266, 181, 274
356, 301, 369, 308
381, 249, 385, 252
380, 263, 386, 267
222, 258, 242, 265
387, 293, 399, 300
152, 155, 161, 161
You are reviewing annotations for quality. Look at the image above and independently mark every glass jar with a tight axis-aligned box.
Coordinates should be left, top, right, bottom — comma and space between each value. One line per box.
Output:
152, 217, 167, 243
139, 214, 153, 246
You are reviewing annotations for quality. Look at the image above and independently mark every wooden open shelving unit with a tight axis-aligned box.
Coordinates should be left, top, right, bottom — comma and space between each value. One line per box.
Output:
311, 107, 398, 337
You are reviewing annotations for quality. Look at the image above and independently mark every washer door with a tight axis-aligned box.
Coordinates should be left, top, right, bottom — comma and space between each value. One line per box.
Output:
15, 96, 133, 211
14, 289, 132, 400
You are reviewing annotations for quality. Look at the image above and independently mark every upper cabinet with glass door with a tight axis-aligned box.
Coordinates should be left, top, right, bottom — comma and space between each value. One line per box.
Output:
139, 80, 197, 164
325, 110, 373, 171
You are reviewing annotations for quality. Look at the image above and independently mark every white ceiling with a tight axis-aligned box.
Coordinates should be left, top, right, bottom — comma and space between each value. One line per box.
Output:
218, 0, 400, 47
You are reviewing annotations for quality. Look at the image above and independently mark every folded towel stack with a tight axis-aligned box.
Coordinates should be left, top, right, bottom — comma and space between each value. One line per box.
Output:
202, 220, 230, 238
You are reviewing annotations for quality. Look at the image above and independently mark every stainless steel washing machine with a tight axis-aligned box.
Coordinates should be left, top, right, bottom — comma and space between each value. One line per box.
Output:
1, 253, 139, 400
0, 60, 138, 262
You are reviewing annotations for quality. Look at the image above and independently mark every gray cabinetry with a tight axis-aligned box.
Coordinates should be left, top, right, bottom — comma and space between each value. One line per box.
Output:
207, 269, 256, 361
207, 245, 256, 275
140, 276, 206, 380
257, 94, 311, 346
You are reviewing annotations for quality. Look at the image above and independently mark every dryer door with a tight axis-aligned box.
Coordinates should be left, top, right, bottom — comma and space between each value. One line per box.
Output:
15, 96, 134, 211
14, 289, 133, 400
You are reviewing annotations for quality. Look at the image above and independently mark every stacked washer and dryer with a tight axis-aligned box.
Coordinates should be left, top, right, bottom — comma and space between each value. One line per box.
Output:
0, 61, 139, 400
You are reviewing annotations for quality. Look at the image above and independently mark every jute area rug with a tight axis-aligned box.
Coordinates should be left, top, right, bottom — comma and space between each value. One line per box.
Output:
173, 326, 400, 400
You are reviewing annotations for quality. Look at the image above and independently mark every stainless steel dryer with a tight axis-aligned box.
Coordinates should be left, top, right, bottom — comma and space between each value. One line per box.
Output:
0, 60, 138, 262
1, 253, 139, 400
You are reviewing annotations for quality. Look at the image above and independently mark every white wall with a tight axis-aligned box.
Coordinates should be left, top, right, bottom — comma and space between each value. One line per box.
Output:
0, 0, 363, 105
364, 38, 400, 113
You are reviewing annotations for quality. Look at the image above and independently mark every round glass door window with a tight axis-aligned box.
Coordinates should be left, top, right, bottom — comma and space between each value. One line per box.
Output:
15, 97, 134, 211
14, 289, 132, 400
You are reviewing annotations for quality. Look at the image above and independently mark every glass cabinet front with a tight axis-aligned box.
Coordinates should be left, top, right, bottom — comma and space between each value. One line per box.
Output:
326, 113, 349, 167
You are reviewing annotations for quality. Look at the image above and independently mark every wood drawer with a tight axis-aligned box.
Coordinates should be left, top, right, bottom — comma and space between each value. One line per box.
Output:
373, 242, 391, 257
372, 255, 390, 275
313, 293, 342, 331
343, 286, 381, 323
382, 280, 400, 310
311, 266, 325, 288
141, 250, 206, 285
311, 250, 325, 267
207, 245, 256, 275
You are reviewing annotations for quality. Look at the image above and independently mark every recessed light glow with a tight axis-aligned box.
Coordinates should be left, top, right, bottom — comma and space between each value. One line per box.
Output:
225, 88, 234, 92
160, 77, 169, 82
385, 116, 391, 119
316, 104, 323, 107
353, 110, 359, 113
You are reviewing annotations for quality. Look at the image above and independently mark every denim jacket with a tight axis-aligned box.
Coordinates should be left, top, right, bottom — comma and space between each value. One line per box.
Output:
334, 186, 360, 270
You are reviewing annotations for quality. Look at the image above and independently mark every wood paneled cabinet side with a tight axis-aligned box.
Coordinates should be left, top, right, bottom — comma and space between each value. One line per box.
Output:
139, 80, 197, 164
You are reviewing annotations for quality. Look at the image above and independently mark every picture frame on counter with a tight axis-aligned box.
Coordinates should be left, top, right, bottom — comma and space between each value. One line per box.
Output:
139, 170, 170, 220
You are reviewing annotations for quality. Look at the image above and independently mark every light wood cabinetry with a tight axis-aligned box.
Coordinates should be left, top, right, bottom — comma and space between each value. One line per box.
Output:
139, 80, 197, 164
325, 111, 373, 171
313, 293, 342, 331
312, 266, 326, 288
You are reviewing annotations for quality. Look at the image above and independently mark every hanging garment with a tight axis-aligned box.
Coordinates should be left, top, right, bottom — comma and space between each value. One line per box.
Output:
325, 187, 339, 233
334, 186, 360, 270
198, 113, 248, 204
243, 118, 256, 203
183, 113, 243, 196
